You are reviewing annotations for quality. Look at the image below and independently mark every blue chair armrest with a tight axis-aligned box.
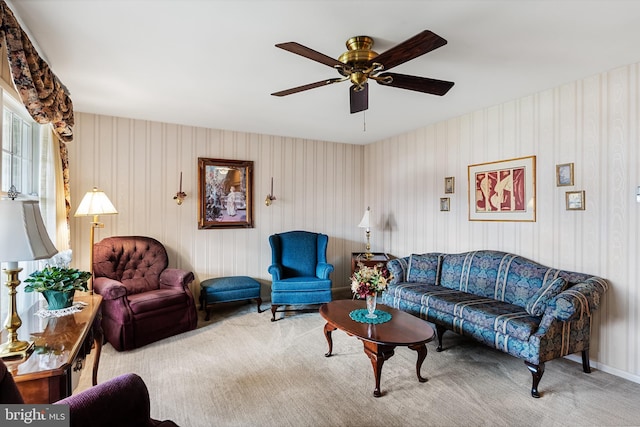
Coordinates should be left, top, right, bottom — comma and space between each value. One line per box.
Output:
316, 262, 334, 279
268, 264, 283, 281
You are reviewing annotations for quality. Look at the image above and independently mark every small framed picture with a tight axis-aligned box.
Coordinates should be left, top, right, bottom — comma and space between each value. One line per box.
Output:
556, 163, 574, 187
440, 197, 450, 212
444, 176, 455, 194
566, 191, 585, 210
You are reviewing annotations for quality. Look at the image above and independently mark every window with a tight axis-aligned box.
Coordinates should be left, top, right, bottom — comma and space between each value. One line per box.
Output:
0, 92, 43, 323
1, 93, 40, 197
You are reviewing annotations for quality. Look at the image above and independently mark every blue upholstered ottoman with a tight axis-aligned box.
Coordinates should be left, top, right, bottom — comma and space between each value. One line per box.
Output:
199, 276, 263, 320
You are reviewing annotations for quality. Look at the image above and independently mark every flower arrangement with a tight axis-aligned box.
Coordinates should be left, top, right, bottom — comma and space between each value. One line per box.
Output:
350, 262, 393, 298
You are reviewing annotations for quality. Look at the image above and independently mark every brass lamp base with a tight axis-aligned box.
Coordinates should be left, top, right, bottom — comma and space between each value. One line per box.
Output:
0, 340, 34, 359
363, 229, 373, 260
1, 266, 33, 360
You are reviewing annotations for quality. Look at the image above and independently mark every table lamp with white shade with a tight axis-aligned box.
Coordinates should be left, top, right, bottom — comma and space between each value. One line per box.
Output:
358, 206, 373, 260
0, 198, 58, 358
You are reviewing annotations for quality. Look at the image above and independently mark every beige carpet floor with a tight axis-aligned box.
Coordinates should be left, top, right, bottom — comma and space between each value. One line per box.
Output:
78, 302, 640, 427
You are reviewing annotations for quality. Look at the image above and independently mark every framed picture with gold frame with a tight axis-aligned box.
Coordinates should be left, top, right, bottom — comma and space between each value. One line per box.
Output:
556, 163, 574, 187
565, 190, 585, 210
444, 177, 455, 194
468, 155, 536, 222
440, 197, 450, 212
198, 158, 254, 229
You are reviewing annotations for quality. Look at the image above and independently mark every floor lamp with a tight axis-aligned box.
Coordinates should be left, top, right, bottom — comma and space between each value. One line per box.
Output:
74, 187, 118, 293
0, 198, 58, 359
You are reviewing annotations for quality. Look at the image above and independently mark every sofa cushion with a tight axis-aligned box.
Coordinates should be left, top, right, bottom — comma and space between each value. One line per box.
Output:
385, 282, 539, 341
440, 251, 561, 307
407, 253, 441, 284
387, 257, 409, 284
525, 277, 567, 316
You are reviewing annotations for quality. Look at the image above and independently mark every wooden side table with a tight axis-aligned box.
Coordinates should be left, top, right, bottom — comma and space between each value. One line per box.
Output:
1, 292, 102, 403
351, 252, 393, 275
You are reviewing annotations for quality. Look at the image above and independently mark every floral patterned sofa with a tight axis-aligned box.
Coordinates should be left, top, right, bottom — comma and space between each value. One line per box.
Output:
380, 250, 608, 397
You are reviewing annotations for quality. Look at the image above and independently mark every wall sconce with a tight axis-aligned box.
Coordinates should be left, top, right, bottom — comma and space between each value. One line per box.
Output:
173, 172, 187, 205
265, 177, 276, 206
637, 186, 640, 203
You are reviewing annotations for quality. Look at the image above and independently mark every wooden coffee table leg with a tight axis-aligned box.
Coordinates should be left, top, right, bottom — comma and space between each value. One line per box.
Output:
323, 323, 336, 357
362, 341, 395, 397
409, 343, 428, 382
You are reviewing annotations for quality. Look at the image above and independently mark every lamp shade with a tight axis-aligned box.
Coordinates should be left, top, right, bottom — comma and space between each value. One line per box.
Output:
358, 207, 371, 229
74, 187, 118, 216
0, 199, 58, 263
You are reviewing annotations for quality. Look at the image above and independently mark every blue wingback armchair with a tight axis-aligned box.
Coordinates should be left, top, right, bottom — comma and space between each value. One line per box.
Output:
268, 231, 334, 321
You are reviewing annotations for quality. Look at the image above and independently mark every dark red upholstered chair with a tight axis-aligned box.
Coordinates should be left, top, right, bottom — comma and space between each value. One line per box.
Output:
92, 236, 197, 351
0, 360, 178, 426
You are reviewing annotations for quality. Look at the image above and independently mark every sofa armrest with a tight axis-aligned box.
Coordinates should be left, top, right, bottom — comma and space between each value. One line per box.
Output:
316, 262, 334, 279
387, 257, 409, 285
159, 268, 194, 289
547, 277, 609, 321
268, 264, 282, 281
56, 373, 178, 427
93, 277, 127, 300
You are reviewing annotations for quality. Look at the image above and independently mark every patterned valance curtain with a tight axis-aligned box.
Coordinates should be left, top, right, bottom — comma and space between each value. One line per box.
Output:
0, 0, 74, 142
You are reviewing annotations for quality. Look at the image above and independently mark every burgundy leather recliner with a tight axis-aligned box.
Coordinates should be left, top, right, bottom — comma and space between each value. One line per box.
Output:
93, 236, 197, 351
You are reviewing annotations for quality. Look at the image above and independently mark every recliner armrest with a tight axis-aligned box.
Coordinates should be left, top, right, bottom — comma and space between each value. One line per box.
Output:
316, 262, 334, 279
56, 373, 178, 427
93, 277, 127, 300
268, 264, 282, 281
159, 268, 194, 289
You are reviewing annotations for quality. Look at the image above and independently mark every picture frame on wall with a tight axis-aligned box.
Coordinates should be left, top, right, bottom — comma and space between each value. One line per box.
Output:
444, 177, 455, 194
198, 158, 254, 229
468, 155, 536, 222
566, 190, 585, 210
440, 197, 450, 211
556, 163, 574, 186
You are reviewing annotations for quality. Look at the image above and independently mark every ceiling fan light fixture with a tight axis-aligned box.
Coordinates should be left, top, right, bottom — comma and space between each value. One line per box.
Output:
272, 30, 454, 113
338, 36, 379, 65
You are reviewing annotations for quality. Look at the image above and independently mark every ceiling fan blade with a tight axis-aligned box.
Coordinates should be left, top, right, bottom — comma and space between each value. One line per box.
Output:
350, 83, 368, 114
370, 30, 447, 71
276, 42, 344, 68
271, 78, 345, 97
377, 72, 454, 96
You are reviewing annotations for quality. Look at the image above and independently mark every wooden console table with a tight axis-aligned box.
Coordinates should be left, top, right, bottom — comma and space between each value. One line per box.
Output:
351, 252, 394, 275
1, 292, 102, 403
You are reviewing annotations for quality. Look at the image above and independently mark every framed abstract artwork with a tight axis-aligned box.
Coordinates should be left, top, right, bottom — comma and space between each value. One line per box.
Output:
468, 155, 536, 222
556, 163, 574, 186
198, 158, 254, 229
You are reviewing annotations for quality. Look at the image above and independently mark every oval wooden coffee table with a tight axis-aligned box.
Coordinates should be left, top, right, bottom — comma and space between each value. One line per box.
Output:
319, 299, 435, 397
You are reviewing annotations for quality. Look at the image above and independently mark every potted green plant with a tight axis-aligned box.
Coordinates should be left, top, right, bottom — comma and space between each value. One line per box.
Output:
24, 266, 91, 310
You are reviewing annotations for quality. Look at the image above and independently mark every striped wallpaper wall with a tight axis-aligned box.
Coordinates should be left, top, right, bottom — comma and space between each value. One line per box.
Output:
68, 115, 366, 299
364, 61, 639, 382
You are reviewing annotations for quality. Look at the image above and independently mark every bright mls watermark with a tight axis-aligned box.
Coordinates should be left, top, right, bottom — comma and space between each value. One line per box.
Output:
1, 405, 69, 426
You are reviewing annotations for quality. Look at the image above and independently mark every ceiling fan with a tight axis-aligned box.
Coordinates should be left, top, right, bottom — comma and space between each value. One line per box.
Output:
271, 30, 455, 114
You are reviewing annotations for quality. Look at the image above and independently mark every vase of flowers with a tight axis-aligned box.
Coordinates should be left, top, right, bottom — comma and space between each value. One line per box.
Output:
350, 263, 393, 319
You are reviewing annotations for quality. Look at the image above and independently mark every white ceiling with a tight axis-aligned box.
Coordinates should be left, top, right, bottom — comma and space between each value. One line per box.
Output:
8, 0, 640, 145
